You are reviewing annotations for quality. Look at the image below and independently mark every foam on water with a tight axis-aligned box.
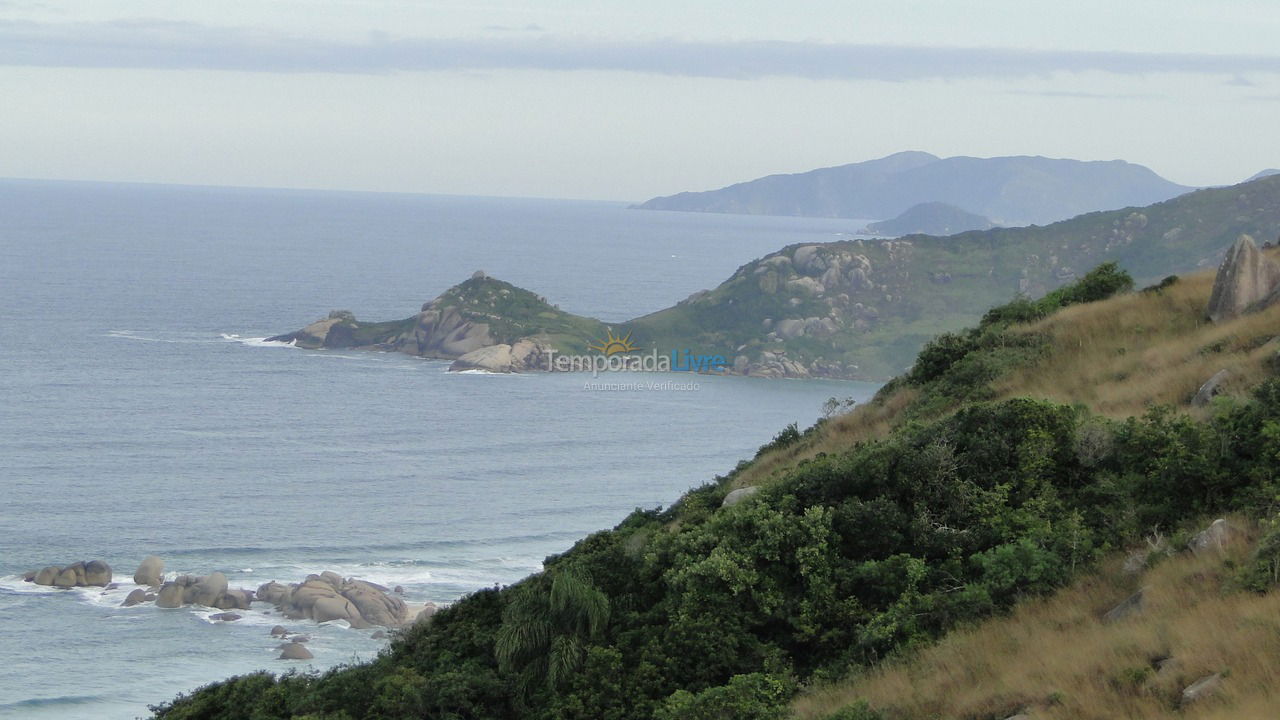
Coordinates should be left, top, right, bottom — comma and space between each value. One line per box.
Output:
219, 333, 297, 348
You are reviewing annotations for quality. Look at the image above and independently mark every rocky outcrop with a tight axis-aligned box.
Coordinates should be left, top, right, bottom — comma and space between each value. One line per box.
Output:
257, 572, 413, 628
277, 310, 359, 349
154, 573, 255, 610
1206, 235, 1280, 322
279, 643, 314, 660
122, 589, 148, 607
28, 560, 112, 588
1101, 588, 1144, 624
449, 338, 552, 373
1188, 518, 1236, 554
1192, 369, 1231, 406
1181, 672, 1223, 706
134, 555, 165, 586
395, 304, 494, 357
721, 486, 761, 508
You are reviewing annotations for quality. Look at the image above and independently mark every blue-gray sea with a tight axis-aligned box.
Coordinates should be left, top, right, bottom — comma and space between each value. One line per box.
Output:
0, 180, 879, 719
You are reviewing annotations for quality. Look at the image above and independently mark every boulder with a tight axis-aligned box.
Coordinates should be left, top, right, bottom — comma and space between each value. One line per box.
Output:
1102, 588, 1144, 624
134, 556, 165, 586
371, 630, 387, 640
122, 589, 148, 607
279, 643, 314, 660
721, 486, 760, 508
1192, 369, 1230, 407
290, 635, 310, 644
1207, 235, 1280, 322
34, 566, 61, 586
1181, 672, 1223, 705
53, 564, 82, 588
270, 625, 288, 637
83, 560, 112, 587
21, 570, 36, 582
155, 582, 185, 608
257, 581, 291, 605
312, 595, 360, 624
1188, 518, 1235, 554
209, 612, 242, 622
190, 572, 228, 607
342, 581, 410, 627
258, 571, 419, 628
215, 588, 254, 610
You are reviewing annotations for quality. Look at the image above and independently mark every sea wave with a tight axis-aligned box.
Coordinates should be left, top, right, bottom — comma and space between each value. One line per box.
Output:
218, 333, 297, 348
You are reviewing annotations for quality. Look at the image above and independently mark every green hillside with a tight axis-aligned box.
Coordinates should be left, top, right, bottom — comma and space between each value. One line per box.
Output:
152, 257, 1280, 720
625, 175, 1280, 379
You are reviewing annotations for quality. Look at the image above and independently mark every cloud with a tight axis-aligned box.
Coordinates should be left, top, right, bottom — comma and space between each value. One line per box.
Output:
1004, 89, 1160, 100
4, 19, 1280, 80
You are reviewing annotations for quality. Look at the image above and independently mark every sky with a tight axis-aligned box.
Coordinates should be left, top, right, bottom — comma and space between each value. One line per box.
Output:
2, 0, 1279, 200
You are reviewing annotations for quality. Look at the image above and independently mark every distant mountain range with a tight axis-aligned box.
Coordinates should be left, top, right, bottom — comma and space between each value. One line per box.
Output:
1247, 169, 1280, 182
633, 151, 1194, 226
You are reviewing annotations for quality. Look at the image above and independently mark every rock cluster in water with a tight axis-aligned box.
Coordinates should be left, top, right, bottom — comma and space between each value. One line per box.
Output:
22, 556, 437, 631
257, 571, 433, 629
24, 560, 112, 588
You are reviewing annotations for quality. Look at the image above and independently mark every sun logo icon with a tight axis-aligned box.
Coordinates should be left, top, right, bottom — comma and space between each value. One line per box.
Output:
588, 328, 637, 356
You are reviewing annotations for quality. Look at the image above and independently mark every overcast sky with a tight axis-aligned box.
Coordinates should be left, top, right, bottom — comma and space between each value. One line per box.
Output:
2, 0, 1279, 200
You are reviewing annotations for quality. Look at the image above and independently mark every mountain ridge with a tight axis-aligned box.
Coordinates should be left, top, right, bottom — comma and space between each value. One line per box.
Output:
634, 151, 1193, 226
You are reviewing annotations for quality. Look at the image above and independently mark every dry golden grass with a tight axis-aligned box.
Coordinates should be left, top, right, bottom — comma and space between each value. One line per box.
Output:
994, 267, 1280, 419
741, 257, 1280, 490
729, 386, 917, 489
792, 519, 1280, 720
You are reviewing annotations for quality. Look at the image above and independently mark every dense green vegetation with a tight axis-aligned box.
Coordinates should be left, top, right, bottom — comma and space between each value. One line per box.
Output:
153, 267, 1280, 720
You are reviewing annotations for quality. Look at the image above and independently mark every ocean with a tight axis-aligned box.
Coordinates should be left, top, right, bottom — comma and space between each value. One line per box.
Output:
0, 179, 879, 718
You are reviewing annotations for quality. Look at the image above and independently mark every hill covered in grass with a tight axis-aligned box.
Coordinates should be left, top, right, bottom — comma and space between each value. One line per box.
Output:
633, 152, 1191, 226
793, 518, 1280, 719
154, 254, 1280, 719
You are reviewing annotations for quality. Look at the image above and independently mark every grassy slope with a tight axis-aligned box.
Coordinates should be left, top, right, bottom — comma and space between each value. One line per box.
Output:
793, 520, 1280, 719
731, 253, 1280, 492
